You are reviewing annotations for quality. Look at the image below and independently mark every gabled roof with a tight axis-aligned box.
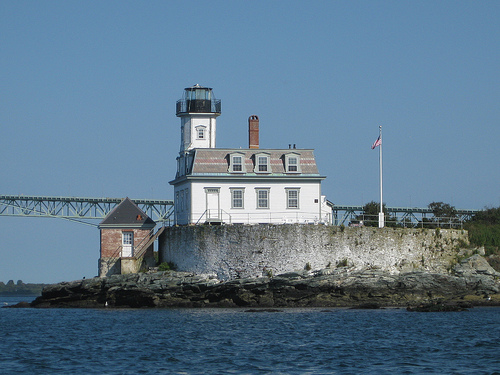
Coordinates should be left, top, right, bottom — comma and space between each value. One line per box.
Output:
99, 197, 156, 228
189, 148, 321, 176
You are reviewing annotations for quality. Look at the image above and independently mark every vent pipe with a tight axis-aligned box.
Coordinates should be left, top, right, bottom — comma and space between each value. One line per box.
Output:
249, 115, 259, 149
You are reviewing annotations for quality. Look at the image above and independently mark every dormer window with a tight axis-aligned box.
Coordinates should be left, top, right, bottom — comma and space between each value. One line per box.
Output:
254, 153, 270, 173
196, 125, 206, 139
285, 153, 301, 173
229, 153, 246, 173
233, 156, 243, 171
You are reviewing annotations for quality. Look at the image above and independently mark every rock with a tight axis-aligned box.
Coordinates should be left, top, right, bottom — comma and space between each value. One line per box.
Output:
351, 303, 381, 309
29, 256, 500, 309
454, 254, 500, 277
406, 302, 469, 312
2, 301, 31, 308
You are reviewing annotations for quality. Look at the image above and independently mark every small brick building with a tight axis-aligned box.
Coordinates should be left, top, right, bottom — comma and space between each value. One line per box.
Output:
98, 197, 157, 276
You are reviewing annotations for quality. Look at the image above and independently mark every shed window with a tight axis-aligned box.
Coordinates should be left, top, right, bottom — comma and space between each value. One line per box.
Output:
122, 232, 133, 245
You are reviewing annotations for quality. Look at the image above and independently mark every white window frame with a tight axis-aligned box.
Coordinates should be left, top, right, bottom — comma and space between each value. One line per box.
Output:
286, 188, 300, 209
285, 153, 301, 173
196, 125, 206, 139
122, 231, 134, 246
229, 153, 246, 173
254, 153, 271, 173
230, 188, 245, 209
255, 188, 270, 209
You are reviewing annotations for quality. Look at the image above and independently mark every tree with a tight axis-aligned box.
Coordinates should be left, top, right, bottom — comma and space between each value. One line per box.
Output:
354, 201, 396, 227
466, 206, 500, 259
428, 202, 457, 219
424, 202, 458, 228
469, 206, 500, 225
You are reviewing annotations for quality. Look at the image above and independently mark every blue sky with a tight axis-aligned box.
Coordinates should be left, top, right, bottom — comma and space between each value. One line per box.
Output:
1, 1, 499, 283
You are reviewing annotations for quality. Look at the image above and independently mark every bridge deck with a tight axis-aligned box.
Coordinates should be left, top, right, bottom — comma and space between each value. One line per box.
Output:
0, 195, 174, 226
0, 195, 479, 227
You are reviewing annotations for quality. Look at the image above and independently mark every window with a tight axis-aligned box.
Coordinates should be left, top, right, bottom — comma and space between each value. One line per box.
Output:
122, 231, 134, 257
184, 189, 189, 211
229, 153, 246, 173
286, 188, 300, 209
122, 232, 133, 245
254, 153, 270, 173
258, 156, 268, 171
196, 126, 206, 139
233, 156, 242, 171
285, 153, 301, 173
256, 189, 270, 209
231, 188, 244, 209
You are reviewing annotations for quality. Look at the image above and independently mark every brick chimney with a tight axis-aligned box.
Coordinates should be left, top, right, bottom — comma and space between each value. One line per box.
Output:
248, 115, 259, 149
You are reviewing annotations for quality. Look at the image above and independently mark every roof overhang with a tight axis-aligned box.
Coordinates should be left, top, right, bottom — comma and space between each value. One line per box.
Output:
170, 175, 326, 185
98, 223, 156, 230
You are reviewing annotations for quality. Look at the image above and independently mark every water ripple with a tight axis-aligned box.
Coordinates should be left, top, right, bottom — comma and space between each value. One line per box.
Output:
1, 306, 500, 374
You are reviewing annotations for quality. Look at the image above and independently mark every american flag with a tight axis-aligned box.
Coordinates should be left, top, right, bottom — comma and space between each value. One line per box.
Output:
371, 136, 381, 149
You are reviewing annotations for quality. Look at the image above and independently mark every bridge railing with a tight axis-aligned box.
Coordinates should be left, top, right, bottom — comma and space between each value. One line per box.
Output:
0, 195, 481, 228
0, 195, 174, 226
330, 204, 479, 227
348, 215, 466, 229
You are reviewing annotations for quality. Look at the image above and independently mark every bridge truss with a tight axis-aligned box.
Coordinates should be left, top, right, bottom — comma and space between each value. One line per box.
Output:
330, 204, 479, 227
0, 195, 174, 227
0, 195, 479, 228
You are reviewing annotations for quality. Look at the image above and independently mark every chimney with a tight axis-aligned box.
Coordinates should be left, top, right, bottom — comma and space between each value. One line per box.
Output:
248, 115, 259, 149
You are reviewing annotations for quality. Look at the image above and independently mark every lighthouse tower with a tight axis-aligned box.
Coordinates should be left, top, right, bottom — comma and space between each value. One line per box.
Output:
176, 84, 221, 152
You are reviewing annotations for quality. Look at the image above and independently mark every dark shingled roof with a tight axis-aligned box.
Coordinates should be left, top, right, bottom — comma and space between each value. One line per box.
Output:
190, 149, 321, 176
99, 198, 156, 228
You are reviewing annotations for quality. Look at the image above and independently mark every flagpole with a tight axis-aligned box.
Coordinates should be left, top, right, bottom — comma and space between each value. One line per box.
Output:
378, 125, 384, 228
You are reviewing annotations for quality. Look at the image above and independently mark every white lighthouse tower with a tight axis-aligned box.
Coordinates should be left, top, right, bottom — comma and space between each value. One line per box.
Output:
176, 84, 221, 151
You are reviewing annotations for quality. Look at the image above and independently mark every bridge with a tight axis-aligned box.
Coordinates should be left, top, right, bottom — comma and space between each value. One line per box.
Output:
329, 203, 479, 227
0, 195, 174, 227
0, 195, 479, 227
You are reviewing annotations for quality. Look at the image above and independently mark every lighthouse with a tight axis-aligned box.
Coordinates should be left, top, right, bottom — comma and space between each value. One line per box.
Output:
176, 84, 221, 152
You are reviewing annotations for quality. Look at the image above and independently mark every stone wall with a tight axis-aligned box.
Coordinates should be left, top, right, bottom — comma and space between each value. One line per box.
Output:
158, 224, 470, 280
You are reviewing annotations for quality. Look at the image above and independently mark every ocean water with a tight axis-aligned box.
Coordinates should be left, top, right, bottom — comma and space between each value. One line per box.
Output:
1, 296, 499, 374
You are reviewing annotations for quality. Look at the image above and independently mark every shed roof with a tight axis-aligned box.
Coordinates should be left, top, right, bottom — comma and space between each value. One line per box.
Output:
99, 197, 156, 228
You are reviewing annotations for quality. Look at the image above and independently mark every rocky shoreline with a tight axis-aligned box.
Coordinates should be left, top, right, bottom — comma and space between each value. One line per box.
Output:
12, 255, 496, 310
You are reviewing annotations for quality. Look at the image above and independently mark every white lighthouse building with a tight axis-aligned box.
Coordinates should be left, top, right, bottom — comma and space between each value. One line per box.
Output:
170, 84, 331, 225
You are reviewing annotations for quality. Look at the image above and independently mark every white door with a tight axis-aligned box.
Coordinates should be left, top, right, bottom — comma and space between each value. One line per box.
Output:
205, 188, 220, 221
122, 232, 134, 257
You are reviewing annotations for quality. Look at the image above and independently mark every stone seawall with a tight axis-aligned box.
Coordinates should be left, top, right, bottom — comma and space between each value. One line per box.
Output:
159, 225, 469, 280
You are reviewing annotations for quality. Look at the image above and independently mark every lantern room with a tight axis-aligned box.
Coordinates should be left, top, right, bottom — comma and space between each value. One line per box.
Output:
176, 84, 221, 115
